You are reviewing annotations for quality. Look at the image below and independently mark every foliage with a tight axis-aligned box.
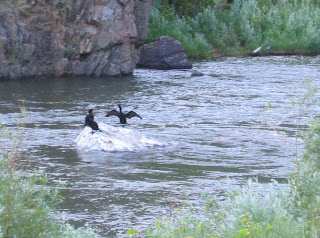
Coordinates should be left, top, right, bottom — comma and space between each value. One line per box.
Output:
65, 47, 76, 60
153, 0, 220, 17
0, 115, 98, 238
150, 0, 320, 58
134, 180, 307, 238
0, 164, 62, 238
6, 42, 22, 65
291, 117, 320, 237
303, 119, 320, 167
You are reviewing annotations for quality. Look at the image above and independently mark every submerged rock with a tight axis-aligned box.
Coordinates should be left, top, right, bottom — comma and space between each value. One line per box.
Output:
191, 70, 204, 77
0, 0, 152, 80
137, 36, 193, 70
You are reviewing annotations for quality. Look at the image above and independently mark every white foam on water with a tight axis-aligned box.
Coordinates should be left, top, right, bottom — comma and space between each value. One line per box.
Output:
75, 123, 164, 151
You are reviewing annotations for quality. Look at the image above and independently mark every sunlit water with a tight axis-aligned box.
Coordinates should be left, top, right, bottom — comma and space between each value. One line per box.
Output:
1, 56, 320, 237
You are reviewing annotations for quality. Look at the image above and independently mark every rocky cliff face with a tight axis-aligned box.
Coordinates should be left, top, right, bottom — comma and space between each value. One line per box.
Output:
0, 0, 151, 80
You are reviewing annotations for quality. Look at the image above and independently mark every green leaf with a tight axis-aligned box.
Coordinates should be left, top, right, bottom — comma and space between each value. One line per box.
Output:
238, 228, 250, 236
127, 229, 136, 235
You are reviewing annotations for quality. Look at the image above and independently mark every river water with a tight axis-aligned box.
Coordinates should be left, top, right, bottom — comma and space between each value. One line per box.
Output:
1, 56, 320, 237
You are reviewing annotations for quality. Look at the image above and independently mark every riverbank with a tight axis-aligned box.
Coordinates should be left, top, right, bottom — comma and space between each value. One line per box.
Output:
149, 0, 320, 59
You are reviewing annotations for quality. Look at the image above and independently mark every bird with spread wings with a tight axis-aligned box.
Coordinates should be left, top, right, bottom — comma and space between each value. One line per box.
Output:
106, 104, 142, 124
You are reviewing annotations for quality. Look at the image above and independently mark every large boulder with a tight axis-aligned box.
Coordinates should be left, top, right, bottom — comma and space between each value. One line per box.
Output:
137, 36, 192, 70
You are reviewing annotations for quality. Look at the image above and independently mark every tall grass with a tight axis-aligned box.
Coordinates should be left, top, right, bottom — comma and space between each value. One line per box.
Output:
149, 0, 320, 58
0, 114, 98, 237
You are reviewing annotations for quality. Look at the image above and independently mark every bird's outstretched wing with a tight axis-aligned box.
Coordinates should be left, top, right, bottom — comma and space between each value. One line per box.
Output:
106, 109, 120, 117
126, 111, 142, 119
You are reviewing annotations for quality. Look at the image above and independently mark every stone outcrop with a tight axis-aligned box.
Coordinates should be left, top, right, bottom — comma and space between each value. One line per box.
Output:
0, 0, 151, 80
137, 36, 192, 70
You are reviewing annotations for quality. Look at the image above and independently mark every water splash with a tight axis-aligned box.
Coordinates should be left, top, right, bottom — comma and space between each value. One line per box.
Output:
75, 123, 164, 151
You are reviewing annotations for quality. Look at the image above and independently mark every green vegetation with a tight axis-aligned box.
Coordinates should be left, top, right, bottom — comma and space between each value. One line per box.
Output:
6, 42, 22, 65
102, 43, 116, 52
65, 47, 76, 60
0, 114, 98, 238
129, 84, 320, 237
34, 22, 46, 31
150, 0, 320, 58
156, 0, 218, 17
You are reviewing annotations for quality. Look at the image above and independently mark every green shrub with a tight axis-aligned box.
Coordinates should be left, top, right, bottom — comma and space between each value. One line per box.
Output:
0, 163, 62, 237
150, 0, 320, 58
219, 181, 306, 238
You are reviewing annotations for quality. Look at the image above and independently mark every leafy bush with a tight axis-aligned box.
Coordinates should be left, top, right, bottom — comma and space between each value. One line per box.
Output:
150, 0, 320, 58
0, 163, 62, 238
155, 0, 219, 17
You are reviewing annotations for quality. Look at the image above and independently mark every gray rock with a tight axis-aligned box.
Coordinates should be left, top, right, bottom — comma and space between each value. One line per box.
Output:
0, 0, 152, 80
137, 36, 193, 70
191, 70, 204, 77
54, 58, 69, 77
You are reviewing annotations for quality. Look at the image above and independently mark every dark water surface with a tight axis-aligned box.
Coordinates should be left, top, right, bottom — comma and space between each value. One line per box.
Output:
1, 56, 320, 237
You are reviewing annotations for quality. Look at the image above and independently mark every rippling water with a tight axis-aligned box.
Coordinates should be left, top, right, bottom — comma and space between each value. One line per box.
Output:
1, 56, 320, 237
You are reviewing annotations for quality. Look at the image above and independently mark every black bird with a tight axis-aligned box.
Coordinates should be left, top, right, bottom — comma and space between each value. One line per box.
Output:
85, 109, 100, 132
106, 104, 142, 124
